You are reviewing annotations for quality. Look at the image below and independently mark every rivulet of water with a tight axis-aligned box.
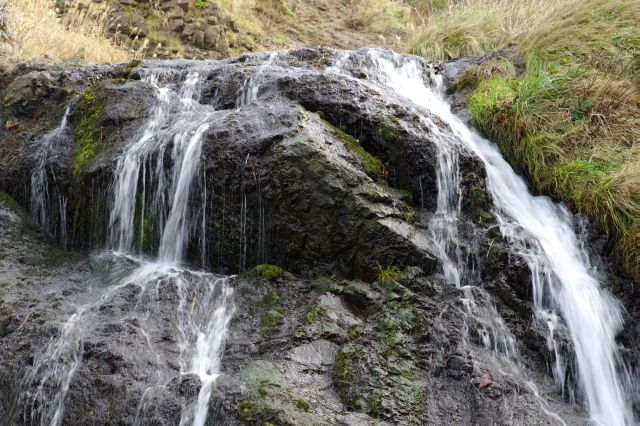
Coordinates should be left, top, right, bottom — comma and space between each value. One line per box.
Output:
30, 105, 72, 246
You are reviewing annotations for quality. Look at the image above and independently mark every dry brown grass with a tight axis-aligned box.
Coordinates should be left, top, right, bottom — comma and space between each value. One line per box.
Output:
408, 0, 578, 61
465, 0, 640, 281
1, 0, 133, 63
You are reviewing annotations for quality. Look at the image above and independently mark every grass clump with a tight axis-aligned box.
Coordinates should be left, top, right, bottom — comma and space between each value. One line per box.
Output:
463, 0, 640, 281
349, 0, 414, 36
456, 58, 517, 91
408, 0, 571, 61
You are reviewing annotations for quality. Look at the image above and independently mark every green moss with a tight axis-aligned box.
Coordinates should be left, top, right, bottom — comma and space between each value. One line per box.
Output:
122, 59, 143, 75
321, 118, 384, 180
260, 290, 283, 336
487, 242, 508, 268
305, 303, 328, 323
368, 393, 382, 418
72, 87, 106, 177
260, 290, 281, 309
377, 265, 401, 283
466, 185, 493, 224
261, 309, 283, 336
347, 325, 362, 340
238, 400, 253, 418
255, 263, 284, 280
334, 345, 355, 394
376, 124, 399, 143
294, 399, 310, 412
0, 192, 26, 216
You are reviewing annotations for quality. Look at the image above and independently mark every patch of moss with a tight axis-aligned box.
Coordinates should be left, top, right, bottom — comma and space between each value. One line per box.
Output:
347, 325, 362, 340
376, 118, 401, 143
0, 192, 26, 216
261, 309, 283, 336
377, 265, 401, 283
368, 393, 382, 418
334, 345, 356, 397
72, 87, 106, 177
260, 290, 284, 336
305, 303, 328, 324
255, 263, 284, 280
321, 117, 384, 180
122, 59, 143, 75
294, 399, 310, 412
487, 242, 508, 269
238, 400, 253, 418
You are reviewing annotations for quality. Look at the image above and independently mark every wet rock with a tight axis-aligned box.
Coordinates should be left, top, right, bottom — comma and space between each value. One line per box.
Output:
0, 48, 635, 425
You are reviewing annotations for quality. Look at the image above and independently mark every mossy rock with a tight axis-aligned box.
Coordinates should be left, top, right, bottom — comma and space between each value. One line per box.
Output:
72, 87, 106, 177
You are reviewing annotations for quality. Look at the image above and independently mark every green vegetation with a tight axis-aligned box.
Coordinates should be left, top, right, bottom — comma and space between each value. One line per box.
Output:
323, 118, 385, 180
368, 393, 382, 418
72, 87, 105, 177
334, 345, 356, 397
455, 58, 516, 91
352, 0, 414, 36
408, 0, 569, 61
411, 0, 639, 282
305, 303, 328, 323
294, 399, 310, 412
0, 192, 25, 216
254, 263, 284, 280
377, 265, 401, 282
259, 290, 284, 336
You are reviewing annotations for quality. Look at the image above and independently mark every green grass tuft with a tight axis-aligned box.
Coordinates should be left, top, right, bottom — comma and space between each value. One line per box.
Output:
461, 0, 640, 281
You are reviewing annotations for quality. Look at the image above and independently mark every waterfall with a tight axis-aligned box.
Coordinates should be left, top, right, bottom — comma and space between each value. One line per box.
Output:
343, 49, 634, 426
22, 69, 235, 426
15, 48, 635, 426
30, 105, 71, 246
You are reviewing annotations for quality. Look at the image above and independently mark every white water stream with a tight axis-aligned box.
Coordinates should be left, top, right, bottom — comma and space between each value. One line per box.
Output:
30, 105, 71, 248
24, 70, 235, 426
347, 50, 635, 426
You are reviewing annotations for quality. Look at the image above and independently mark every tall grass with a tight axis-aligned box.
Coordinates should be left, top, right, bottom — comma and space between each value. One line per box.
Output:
349, 0, 415, 35
408, 0, 575, 61
1, 0, 133, 63
460, 0, 639, 281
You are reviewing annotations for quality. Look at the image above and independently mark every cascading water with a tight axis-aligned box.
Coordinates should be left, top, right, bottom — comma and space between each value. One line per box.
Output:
21, 68, 235, 426
340, 49, 635, 426
15, 48, 636, 426
30, 105, 72, 247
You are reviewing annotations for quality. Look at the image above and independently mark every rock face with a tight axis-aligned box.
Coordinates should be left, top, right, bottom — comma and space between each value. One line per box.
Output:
0, 48, 637, 425
54, 0, 237, 59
